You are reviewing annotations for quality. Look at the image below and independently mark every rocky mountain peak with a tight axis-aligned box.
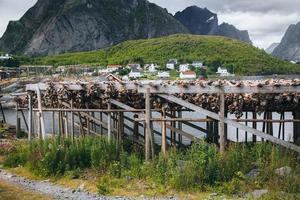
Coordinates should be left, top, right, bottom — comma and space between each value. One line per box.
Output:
174, 6, 252, 44
272, 22, 300, 61
0, 0, 188, 56
174, 6, 218, 35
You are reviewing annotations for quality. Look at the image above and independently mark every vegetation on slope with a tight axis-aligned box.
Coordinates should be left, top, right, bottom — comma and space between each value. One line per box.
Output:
33, 34, 300, 75
1, 137, 299, 198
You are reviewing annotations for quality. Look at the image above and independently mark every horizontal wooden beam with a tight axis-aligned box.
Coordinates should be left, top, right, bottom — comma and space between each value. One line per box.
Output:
26, 82, 300, 94
158, 94, 300, 153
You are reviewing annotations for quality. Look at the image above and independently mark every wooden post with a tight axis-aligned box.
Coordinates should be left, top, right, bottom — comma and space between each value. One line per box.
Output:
219, 90, 225, 153
267, 112, 273, 136
58, 112, 63, 137
178, 110, 183, 146
64, 113, 69, 137
282, 112, 285, 140
206, 116, 213, 143
107, 100, 112, 141
52, 111, 55, 137
28, 93, 33, 141
245, 112, 248, 142
36, 84, 46, 140
145, 88, 151, 161
16, 118, 21, 138
133, 114, 139, 140
293, 111, 300, 144
71, 100, 75, 140
100, 112, 103, 135
16, 104, 19, 137
170, 110, 175, 146
161, 107, 167, 156
0, 102, 6, 123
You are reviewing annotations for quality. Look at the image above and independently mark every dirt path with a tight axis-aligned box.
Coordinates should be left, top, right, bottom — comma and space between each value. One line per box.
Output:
0, 179, 53, 200
0, 169, 134, 200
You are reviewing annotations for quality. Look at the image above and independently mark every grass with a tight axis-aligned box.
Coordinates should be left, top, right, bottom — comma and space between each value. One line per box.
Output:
1, 136, 299, 199
31, 34, 300, 75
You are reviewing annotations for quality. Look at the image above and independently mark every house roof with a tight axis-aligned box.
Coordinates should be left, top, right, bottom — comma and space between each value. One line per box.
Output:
127, 63, 140, 67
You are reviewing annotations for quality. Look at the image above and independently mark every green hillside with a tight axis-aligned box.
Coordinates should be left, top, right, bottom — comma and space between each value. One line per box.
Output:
33, 34, 300, 75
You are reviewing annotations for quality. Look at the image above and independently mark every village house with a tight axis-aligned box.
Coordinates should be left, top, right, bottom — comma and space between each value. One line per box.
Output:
106, 64, 122, 73
166, 59, 177, 70
192, 61, 204, 68
145, 63, 158, 72
179, 64, 190, 72
216, 67, 234, 77
0, 54, 12, 60
157, 71, 170, 79
180, 70, 196, 79
127, 63, 141, 69
129, 67, 143, 79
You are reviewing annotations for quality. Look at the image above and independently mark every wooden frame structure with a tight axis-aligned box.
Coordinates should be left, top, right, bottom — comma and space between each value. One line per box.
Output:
20, 80, 300, 160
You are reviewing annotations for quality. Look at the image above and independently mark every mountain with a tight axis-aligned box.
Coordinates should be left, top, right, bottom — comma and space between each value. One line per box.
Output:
265, 43, 279, 54
272, 22, 300, 61
34, 34, 298, 75
174, 6, 252, 44
0, 0, 188, 56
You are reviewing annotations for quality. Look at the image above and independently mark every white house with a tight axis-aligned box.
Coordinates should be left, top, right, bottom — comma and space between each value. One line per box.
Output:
180, 70, 196, 79
106, 64, 122, 73
157, 71, 170, 79
129, 67, 143, 79
192, 61, 203, 68
0, 54, 12, 60
127, 63, 141, 69
216, 67, 234, 77
179, 64, 190, 72
145, 63, 158, 72
166, 62, 175, 70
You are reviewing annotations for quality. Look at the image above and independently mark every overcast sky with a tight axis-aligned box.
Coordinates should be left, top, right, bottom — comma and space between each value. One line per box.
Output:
0, 0, 299, 49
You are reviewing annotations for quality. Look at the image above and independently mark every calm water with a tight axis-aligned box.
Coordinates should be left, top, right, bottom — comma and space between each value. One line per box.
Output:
3, 109, 294, 144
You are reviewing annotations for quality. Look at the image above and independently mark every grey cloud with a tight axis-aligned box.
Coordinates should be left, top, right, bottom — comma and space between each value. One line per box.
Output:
0, 0, 37, 37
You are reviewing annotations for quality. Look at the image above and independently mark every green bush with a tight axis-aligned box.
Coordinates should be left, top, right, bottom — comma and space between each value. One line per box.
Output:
3, 142, 28, 168
3, 136, 299, 195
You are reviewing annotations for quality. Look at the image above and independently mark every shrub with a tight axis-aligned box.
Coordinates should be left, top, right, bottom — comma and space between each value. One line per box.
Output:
3, 142, 28, 168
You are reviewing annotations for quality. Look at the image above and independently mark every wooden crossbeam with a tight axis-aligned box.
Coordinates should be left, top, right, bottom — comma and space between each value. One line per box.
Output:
158, 94, 300, 153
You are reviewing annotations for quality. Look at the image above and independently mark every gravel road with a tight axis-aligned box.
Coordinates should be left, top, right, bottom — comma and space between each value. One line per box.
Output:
0, 169, 172, 200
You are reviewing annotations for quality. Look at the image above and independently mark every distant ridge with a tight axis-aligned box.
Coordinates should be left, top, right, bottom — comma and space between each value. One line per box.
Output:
34, 34, 298, 75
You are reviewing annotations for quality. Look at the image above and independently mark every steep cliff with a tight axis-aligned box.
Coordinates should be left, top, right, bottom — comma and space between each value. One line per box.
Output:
0, 0, 188, 56
272, 22, 300, 61
174, 6, 252, 44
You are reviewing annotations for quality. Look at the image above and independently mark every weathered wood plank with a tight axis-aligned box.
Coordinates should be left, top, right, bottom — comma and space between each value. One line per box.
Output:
158, 94, 300, 153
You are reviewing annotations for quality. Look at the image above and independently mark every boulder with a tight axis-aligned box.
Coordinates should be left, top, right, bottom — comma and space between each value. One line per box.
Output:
275, 166, 292, 176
